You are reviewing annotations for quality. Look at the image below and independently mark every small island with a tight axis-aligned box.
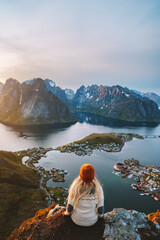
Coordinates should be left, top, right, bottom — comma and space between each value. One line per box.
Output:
113, 158, 160, 201
56, 132, 144, 156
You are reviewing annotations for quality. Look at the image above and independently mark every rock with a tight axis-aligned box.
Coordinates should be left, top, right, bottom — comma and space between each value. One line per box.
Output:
8, 204, 105, 240
103, 224, 110, 238
103, 208, 160, 240
8, 206, 160, 240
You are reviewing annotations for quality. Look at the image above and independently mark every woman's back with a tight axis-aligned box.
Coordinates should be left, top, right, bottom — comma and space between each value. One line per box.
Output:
71, 187, 101, 226
66, 164, 104, 226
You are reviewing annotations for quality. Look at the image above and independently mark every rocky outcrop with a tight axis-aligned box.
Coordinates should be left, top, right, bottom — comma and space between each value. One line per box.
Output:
73, 85, 160, 122
8, 205, 160, 240
65, 88, 75, 100
103, 208, 160, 240
0, 78, 76, 125
147, 210, 160, 225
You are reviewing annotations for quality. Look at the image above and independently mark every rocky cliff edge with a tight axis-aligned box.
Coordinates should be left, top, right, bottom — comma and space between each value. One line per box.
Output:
8, 204, 160, 240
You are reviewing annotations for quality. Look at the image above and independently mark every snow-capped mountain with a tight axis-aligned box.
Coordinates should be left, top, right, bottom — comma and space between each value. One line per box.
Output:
73, 85, 160, 122
132, 90, 160, 107
64, 89, 75, 100
0, 78, 159, 124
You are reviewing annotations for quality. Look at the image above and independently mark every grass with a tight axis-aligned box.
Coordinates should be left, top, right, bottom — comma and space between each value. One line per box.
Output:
0, 151, 47, 240
75, 133, 122, 145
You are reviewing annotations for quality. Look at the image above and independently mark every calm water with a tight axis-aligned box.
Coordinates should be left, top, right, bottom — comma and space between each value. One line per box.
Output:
0, 117, 160, 214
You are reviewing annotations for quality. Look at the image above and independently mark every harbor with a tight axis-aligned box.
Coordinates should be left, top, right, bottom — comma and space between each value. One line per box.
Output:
113, 158, 160, 201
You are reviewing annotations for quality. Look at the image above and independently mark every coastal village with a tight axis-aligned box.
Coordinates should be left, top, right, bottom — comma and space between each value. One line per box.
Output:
15, 147, 69, 206
113, 158, 160, 201
56, 132, 144, 156
15, 133, 159, 207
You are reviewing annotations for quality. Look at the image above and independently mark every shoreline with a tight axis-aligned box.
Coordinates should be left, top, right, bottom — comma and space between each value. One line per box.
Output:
56, 132, 144, 156
16, 147, 68, 206
113, 159, 160, 201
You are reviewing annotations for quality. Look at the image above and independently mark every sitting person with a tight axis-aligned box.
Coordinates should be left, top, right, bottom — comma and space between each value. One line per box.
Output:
65, 163, 104, 226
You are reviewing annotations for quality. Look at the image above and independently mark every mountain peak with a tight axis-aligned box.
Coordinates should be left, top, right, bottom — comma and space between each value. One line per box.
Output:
5, 78, 19, 85
44, 78, 56, 88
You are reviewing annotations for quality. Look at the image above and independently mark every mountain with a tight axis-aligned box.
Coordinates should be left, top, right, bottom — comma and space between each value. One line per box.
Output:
132, 90, 160, 107
0, 82, 4, 94
25, 78, 74, 107
73, 85, 160, 122
0, 78, 76, 125
44, 79, 67, 104
44, 79, 74, 106
0, 78, 159, 124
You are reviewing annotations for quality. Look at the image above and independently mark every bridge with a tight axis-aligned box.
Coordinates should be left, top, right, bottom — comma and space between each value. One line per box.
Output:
143, 135, 160, 138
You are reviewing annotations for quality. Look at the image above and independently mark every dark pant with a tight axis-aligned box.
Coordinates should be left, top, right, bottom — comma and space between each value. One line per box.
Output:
54, 216, 105, 240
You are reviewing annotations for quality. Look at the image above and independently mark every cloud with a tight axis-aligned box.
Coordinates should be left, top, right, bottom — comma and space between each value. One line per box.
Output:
0, 0, 159, 93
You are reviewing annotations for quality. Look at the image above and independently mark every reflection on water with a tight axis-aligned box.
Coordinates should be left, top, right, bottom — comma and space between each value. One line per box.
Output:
0, 114, 160, 213
76, 112, 159, 127
0, 113, 159, 151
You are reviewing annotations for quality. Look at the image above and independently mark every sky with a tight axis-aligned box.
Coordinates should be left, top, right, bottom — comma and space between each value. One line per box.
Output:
0, 0, 160, 94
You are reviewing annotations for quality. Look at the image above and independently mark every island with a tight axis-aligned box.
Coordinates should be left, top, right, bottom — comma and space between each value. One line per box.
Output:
113, 158, 160, 201
56, 132, 144, 156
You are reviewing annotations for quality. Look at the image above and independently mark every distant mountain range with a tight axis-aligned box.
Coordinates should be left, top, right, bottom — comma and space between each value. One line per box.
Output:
0, 78, 160, 125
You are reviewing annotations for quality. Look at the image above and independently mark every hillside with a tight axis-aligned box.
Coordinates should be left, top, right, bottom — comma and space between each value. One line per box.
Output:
0, 151, 47, 240
0, 78, 76, 125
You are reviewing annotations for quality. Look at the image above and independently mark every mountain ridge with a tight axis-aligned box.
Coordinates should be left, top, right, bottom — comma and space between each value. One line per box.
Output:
0, 78, 160, 125
73, 84, 160, 122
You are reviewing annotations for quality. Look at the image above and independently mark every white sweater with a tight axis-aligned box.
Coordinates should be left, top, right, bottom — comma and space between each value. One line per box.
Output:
67, 187, 104, 226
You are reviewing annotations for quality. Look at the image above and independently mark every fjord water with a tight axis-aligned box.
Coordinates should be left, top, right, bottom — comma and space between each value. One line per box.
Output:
0, 117, 160, 214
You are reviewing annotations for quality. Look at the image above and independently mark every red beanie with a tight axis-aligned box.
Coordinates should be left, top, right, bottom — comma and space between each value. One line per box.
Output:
80, 164, 95, 183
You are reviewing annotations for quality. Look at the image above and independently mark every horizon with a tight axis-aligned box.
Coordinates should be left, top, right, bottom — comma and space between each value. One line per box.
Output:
0, 0, 160, 94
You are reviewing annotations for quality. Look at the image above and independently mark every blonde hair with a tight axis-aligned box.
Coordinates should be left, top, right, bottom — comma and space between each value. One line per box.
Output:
67, 176, 103, 208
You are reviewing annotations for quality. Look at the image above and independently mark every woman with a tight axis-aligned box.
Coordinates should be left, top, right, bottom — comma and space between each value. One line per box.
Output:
65, 163, 104, 226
